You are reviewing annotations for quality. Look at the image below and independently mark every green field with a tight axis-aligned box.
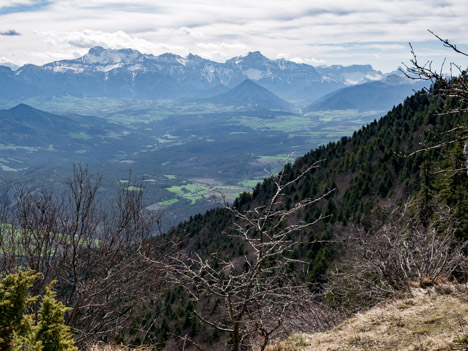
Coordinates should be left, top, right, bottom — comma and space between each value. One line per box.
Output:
166, 182, 247, 205
158, 199, 179, 206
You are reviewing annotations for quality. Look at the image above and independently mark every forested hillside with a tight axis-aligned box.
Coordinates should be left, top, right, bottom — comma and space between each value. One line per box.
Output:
137, 82, 467, 349
167, 85, 467, 265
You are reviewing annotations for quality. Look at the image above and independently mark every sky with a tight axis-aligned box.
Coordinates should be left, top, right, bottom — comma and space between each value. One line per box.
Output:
1, 0, 467, 72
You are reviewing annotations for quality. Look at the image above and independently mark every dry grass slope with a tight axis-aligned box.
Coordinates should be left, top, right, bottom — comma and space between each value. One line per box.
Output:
89, 345, 153, 351
267, 283, 468, 351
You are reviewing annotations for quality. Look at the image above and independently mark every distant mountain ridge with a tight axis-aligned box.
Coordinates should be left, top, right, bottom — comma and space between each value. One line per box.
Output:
306, 73, 427, 112
1, 47, 392, 104
0, 104, 120, 165
0, 104, 88, 147
315, 64, 382, 85
198, 79, 291, 110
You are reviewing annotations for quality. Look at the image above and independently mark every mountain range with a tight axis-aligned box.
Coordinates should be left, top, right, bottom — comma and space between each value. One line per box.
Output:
0, 47, 423, 107
306, 74, 427, 112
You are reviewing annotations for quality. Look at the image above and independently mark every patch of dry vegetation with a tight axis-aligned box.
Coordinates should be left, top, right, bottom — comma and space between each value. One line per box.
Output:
89, 344, 154, 351
267, 283, 468, 351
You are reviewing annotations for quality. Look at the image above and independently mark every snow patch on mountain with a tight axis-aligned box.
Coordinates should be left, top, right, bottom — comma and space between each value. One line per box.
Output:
177, 57, 188, 66
83, 47, 141, 66
243, 68, 264, 80
5, 46, 412, 104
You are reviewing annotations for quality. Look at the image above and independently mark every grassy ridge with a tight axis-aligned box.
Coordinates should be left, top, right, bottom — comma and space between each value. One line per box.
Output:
268, 284, 468, 351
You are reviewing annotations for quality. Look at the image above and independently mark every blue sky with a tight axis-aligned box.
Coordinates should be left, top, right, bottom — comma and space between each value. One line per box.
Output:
0, 0, 467, 72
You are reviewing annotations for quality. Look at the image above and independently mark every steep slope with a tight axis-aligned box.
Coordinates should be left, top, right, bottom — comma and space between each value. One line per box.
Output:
200, 84, 230, 98
203, 79, 291, 109
0, 62, 19, 70
268, 284, 468, 351
169, 88, 467, 259
224, 51, 340, 101
93, 283, 468, 351
140, 85, 467, 348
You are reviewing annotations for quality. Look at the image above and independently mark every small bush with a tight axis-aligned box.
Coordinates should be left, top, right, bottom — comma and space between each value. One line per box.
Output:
0, 271, 77, 351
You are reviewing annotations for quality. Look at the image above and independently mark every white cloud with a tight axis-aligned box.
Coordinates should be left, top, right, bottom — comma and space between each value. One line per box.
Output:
276, 53, 289, 59
0, 0, 467, 71
358, 44, 407, 51
195, 42, 248, 51
294, 57, 327, 65
179, 27, 204, 38
35, 29, 187, 55
277, 53, 326, 65
194, 42, 250, 62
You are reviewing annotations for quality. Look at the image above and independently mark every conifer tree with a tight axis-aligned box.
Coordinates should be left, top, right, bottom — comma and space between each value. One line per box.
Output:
0, 270, 39, 351
0, 272, 77, 351
35, 283, 77, 351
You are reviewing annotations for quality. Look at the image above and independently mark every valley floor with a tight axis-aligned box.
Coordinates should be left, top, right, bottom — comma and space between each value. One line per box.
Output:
268, 283, 468, 351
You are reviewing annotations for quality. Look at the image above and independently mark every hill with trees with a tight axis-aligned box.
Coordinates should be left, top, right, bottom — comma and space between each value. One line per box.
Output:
133, 74, 467, 349
0, 40, 466, 351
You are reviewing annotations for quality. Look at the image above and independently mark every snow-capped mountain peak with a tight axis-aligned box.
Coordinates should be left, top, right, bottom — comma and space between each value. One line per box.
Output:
81, 47, 142, 66
5, 47, 403, 104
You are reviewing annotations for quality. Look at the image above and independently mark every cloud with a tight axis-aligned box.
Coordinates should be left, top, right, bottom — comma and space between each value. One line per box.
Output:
194, 42, 250, 61
357, 44, 407, 51
1, 0, 468, 71
0, 29, 21, 36
276, 53, 326, 65
179, 27, 204, 38
195, 42, 248, 51
35, 29, 187, 55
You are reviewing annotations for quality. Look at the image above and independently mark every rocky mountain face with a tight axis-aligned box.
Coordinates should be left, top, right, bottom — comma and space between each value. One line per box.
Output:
315, 64, 382, 85
1, 48, 389, 103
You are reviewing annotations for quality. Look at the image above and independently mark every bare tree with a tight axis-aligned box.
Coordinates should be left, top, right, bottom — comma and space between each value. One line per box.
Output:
402, 30, 468, 165
403, 30, 468, 107
326, 199, 468, 314
170, 160, 334, 351
0, 164, 166, 347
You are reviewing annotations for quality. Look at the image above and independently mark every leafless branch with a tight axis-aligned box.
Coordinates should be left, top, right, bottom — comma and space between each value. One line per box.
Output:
169, 160, 334, 350
326, 199, 467, 314
0, 164, 167, 347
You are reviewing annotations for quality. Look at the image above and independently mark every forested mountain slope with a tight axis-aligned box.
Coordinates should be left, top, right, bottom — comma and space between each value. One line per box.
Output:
169, 87, 467, 260
141, 85, 467, 349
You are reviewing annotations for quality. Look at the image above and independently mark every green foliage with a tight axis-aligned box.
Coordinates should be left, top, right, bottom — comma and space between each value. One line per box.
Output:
0, 272, 76, 351
35, 283, 77, 351
0, 270, 40, 351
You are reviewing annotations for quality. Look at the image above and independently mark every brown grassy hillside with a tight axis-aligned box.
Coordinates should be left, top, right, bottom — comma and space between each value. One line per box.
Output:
267, 283, 468, 351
